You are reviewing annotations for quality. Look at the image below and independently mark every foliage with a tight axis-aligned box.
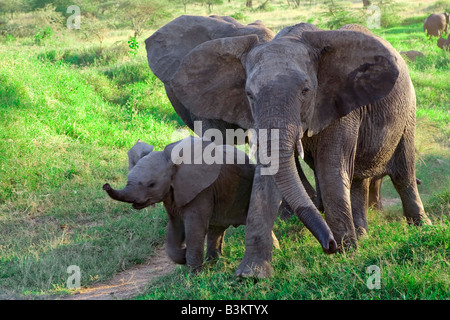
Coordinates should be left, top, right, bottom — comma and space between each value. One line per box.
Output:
254, 0, 275, 12
34, 25, 53, 44
118, 0, 168, 38
321, 0, 366, 29
128, 37, 139, 56
230, 12, 248, 22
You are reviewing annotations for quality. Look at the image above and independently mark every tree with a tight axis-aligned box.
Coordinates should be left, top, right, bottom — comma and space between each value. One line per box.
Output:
195, 0, 223, 13
0, 0, 26, 19
82, 13, 113, 48
119, 0, 166, 38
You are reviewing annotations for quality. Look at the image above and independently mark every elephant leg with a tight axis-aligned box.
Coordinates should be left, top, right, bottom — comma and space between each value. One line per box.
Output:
314, 122, 359, 250
368, 176, 383, 210
183, 200, 211, 272
165, 215, 186, 264
279, 199, 293, 220
389, 135, 431, 226
351, 178, 370, 237
206, 225, 227, 261
235, 165, 282, 278
317, 166, 356, 250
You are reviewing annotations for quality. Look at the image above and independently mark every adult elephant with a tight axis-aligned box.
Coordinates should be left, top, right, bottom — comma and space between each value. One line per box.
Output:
145, 15, 431, 277
424, 13, 449, 37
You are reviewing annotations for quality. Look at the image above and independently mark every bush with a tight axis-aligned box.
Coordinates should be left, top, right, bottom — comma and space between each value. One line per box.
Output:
230, 12, 248, 22
254, 0, 275, 12
34, 25, 53, 45
38, 42, 129, 67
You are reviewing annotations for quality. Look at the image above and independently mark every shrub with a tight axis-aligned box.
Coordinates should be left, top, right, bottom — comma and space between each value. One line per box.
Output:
254, 0, 275, 12
38, 42, 129, 67
230, 12, 247, 22
34, 26, 53, 45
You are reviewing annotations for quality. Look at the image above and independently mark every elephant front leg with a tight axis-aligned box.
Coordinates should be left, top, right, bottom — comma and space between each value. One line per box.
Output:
314, 125, 359, 251
183, 205, 210, 273
166, 215, 186, 264
235, 165, 282, 278
318, 167, 357, 250
206, 225, 227, 261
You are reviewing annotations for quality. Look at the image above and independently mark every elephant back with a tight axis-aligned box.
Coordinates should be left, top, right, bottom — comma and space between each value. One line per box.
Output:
145, 15, 274, 84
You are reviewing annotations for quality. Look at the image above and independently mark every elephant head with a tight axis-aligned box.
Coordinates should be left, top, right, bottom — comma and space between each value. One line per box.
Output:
103, 137, 223, 209
146, 17, 399, 253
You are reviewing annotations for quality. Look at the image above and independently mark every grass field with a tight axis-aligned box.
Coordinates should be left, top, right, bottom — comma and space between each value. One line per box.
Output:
0, 0, 449, 299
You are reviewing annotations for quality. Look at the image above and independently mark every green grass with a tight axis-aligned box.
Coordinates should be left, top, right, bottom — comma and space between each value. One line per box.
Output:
0, 0, 449, 299
140, 214, 449, 300
0, 46, 180, 296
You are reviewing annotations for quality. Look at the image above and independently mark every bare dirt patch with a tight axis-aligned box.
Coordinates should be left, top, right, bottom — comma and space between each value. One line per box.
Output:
61, 246, 176, 300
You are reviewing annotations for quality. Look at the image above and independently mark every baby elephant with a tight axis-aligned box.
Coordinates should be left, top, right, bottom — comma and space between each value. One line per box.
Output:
103, 137, 279, 272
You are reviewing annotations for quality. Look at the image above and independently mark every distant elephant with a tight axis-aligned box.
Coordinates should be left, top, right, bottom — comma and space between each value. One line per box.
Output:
424, 13, 449, 37
437, 35, 450, 50
400, 50, 425, 62
146, 16, 431, 277
103, 137, 279, 272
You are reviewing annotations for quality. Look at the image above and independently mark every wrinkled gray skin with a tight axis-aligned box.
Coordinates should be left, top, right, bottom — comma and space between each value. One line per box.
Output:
145, 16, 431, 277
424, 13, 449, 37
103, 137, 279, 272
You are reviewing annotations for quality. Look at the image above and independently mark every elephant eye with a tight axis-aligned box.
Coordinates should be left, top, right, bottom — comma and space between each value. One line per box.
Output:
246, 91, 254, 100
148, 182, 156, 188
302, 87, 310, 96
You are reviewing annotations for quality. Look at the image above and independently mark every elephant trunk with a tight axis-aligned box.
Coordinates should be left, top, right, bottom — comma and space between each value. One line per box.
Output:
103, 183, 135, 203
259, 121, 337, 254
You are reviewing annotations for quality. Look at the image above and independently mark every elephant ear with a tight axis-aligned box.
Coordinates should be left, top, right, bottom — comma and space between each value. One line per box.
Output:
170, 35, 259, 129
163, 137, 222, 208
127, 140, 154, 170
145, 15, 273, 84
302, 24, 400, 136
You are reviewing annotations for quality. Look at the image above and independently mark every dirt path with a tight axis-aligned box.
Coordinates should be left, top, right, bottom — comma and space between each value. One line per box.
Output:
62, 246, 176, 300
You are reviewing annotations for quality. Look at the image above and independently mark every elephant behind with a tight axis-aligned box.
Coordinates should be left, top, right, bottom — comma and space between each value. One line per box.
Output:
424, 13, 449, 37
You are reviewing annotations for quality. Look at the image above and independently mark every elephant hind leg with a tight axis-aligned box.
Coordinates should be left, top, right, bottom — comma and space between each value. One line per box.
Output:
351, 178, 370, 238
368, 176, 384, 210
388, 135, 431, 225
206, 225, 227, 261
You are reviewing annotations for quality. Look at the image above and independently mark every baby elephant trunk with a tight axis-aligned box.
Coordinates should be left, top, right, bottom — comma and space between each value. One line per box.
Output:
103, 183, 135, 203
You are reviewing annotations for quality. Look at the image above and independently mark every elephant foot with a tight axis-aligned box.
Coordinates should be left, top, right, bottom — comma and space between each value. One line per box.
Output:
355, 226, 369, 239
407, 215, 432, 226
235, 257, 273, 279
334, 232, 358, 253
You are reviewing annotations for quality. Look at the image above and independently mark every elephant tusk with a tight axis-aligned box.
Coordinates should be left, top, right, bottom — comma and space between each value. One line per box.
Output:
297, 139, 304, 159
